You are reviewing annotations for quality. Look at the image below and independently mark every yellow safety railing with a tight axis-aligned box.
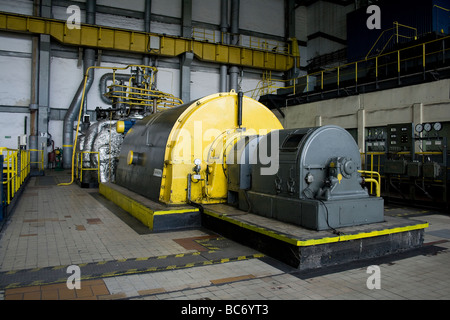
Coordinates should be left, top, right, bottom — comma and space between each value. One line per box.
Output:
29, 149, 44, 172
75, 151, 100, 184
246, 35, 450, 99
1, 147, 31, 205
365, 22, 417, 59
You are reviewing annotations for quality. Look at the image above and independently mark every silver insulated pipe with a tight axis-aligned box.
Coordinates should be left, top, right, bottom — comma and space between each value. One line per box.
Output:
62, 0, 96, 169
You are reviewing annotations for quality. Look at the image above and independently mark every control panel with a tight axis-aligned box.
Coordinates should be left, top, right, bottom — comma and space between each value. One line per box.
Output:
365, 127, 386, 152
386, 123, 414, 153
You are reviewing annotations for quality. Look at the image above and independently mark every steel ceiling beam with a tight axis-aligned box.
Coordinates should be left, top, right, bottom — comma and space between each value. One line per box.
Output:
0, 11, 296, 71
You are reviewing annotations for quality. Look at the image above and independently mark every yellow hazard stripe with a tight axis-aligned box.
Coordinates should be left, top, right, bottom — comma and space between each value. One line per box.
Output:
99, 183, 200, 230
203, 209, 429, 247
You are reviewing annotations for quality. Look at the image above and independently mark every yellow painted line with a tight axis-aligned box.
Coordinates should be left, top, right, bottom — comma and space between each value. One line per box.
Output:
157, 255, 167, 259
62, 145, 73, 148
99, 183, 200, 231
102, 272, 119, 277
123, 269, 138, 274
6, 270, 18, 275
154, 208, 199, 215
204, 209, 429, 247
175, 254, 185, 258
136, 257, 149, 261
146, 267, 157, 272
52, 265, 67, 270
204, 209, 300, 246
307, 223, 430, 246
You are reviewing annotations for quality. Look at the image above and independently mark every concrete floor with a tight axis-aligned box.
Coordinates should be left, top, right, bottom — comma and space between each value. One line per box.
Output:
0, 170, 449, 303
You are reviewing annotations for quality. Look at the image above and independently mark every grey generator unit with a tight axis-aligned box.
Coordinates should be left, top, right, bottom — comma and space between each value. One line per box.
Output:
227, 125, 384, 231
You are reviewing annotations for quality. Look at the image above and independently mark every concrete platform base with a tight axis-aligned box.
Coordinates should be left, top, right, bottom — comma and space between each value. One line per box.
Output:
202, 204, 429, 270
98, 182, 428, 270
99, 182, 201, 232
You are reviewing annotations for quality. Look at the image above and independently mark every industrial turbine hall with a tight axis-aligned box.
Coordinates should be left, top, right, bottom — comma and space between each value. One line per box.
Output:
0, 0, 449, 304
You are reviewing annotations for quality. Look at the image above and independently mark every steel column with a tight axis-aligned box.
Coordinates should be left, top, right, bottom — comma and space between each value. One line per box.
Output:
180, 0, 193, 102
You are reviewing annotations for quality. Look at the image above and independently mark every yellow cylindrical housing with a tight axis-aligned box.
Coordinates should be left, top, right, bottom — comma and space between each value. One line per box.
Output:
127, 150, 134, 165
160, 91, 283, 204
117, 121, 125, 133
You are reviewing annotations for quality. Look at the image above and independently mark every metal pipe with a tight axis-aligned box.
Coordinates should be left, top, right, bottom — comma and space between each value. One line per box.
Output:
230, 0, 239, 45
220, 0, 228, 32
63, 60, 95, 168
29, 0, 39, 163
62, 0, 96, 169
229, 66, 239, 91
86, 0, 96, 24
99, 73, 132, 104
220, 65, 228, 92
229, 0, 239, 91
143, 0, 151, 66
237, 91, 243, 128
220, 0, 228, 92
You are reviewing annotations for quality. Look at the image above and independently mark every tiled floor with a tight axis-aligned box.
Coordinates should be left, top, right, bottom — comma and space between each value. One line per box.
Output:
1, 170, 449, 301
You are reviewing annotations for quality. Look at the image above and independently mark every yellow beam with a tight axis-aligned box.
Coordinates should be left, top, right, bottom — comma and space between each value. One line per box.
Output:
0, 11, 295, 71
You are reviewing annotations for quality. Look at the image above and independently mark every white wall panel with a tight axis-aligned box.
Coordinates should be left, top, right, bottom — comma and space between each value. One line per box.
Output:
49, 57, 83, 110
0, 56, 31, 106
191, 71, 219, 101
0, 32, 32, 53
192, 0, 220, 25
240, 0, 284, 37
152, 0, 182, 18
0, 0, 33, 15
97, 0, 145, 12
0, 113, 29, 149
156, 67, 181, 99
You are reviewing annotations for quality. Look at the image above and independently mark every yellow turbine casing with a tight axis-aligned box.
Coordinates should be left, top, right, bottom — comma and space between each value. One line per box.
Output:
159, 91, 283, 205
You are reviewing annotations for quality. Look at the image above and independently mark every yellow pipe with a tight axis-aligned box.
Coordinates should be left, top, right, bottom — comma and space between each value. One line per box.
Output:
58, 68, 90, 186
358, 170, 381, 197
363, 178, 380, 197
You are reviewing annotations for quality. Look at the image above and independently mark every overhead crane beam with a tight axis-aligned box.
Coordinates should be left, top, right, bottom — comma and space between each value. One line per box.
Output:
0, 11, 296, 72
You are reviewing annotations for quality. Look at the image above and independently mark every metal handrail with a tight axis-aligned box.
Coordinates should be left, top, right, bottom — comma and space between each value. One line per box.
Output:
1, 147, 31, 205
366, 22, 418, 59
246, 35, 450, 99
29, 149, 44, 172
76, 151, 100, 184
